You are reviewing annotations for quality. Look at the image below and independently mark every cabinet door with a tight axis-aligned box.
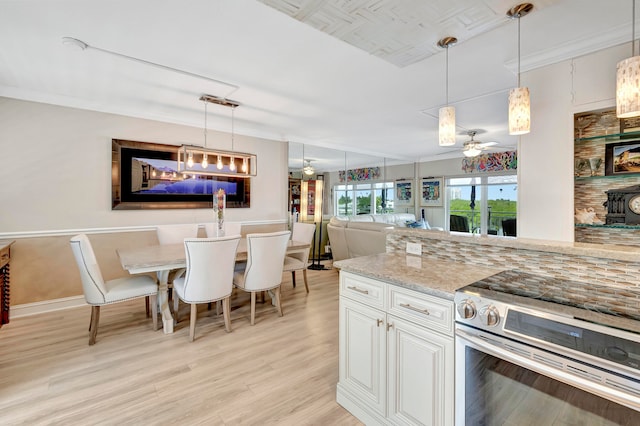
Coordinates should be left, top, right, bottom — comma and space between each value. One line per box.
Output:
387, 316, 454, 426
339, 297, 387, 416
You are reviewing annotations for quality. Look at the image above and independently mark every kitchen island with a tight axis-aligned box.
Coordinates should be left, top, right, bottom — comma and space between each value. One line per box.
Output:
334, 229, 640, 426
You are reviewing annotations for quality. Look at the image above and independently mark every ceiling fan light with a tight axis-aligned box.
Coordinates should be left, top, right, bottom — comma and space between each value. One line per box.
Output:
617, 55, 640, 118
439, 106, 456, 146
508, 86, 530, 135
463, 144, 482, 157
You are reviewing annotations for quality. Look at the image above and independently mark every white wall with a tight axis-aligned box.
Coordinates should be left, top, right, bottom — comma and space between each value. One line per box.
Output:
0, 97, 288, 235
518, 43, 628, 241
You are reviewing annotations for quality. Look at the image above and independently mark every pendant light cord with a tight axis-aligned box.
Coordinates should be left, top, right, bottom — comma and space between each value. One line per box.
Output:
445, 46, 449, 106
517, 14, 521, 88
204, 101, 208, 148
231, 108, 235, 151
634, 0, 637, 57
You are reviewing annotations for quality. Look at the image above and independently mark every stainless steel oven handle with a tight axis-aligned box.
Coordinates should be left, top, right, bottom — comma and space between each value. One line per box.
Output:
456, 328, 640, 412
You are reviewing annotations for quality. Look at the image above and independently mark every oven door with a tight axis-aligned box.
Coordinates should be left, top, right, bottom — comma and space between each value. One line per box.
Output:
455, 323, 640, 426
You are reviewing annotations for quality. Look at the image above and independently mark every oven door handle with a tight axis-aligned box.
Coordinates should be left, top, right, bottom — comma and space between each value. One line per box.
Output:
456, 328, 640, 412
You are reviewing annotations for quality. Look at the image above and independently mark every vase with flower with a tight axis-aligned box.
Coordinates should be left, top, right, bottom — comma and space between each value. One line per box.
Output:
213, 188, 226, 237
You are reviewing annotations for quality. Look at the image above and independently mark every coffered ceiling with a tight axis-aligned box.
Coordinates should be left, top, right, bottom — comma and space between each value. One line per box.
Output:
259, 0, 558, 67
0, 0, 635, 170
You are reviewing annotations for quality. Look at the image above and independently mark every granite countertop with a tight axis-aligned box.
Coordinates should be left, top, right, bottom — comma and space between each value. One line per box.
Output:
334, 252, 504, 300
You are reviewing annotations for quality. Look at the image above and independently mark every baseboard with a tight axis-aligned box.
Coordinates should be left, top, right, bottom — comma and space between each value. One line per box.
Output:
11, 295, 86, 318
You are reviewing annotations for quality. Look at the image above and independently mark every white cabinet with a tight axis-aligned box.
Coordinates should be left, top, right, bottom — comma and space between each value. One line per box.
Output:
387, 316, 453, 426
337, 271, 454, 426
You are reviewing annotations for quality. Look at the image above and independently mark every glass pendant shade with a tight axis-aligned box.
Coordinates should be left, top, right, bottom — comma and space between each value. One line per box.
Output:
438, 106, 456, 146
617, 55, 640, 118
508, 87, 531, 135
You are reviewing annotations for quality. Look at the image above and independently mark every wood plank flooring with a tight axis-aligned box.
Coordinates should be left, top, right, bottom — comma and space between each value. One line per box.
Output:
0, 265, 361, 425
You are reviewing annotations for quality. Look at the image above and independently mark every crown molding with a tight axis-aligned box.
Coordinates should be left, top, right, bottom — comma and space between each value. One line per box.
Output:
505, 23, 633, 74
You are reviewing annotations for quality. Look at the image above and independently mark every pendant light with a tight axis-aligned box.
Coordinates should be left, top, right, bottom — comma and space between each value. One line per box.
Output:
617, 0, 640, 118
438, 36, 457, 147
177, 94, 257, 177
507, 3, 533, 135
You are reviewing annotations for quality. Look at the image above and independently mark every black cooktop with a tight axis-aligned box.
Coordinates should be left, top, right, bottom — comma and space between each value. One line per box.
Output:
460, 270, 640, 334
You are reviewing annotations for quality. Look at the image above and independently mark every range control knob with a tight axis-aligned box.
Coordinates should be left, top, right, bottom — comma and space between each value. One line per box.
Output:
457, 299, 476, 319
479, 305, 500, 327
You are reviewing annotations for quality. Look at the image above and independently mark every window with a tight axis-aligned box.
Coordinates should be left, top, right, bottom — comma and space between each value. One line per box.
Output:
446, 174, 517, 236
334, 182, 394, 215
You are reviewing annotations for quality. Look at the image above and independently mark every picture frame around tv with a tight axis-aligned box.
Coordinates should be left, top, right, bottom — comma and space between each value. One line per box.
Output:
112, 139, 251, 210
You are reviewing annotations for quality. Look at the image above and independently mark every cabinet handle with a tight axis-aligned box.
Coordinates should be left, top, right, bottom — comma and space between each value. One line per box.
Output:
377, 319, 383, 327
387, 322, 394, 331
347, 286, 369, 295
400, 303, 430, 316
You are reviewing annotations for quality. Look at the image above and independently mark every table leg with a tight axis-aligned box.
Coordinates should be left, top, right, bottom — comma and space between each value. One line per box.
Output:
156, 270, 174, 334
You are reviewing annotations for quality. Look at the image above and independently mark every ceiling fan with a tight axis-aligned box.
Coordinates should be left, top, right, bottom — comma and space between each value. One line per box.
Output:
302, 159, 315, 175
461, 131, 499, 157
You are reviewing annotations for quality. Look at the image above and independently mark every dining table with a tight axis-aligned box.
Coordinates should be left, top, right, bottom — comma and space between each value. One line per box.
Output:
117, 238, 310, 334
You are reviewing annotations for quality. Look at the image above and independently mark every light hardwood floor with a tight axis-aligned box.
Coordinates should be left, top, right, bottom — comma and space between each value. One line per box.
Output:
0, 265, 362, 425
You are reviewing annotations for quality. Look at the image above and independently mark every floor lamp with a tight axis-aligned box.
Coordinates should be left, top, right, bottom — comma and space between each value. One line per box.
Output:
301, 179, 327, 270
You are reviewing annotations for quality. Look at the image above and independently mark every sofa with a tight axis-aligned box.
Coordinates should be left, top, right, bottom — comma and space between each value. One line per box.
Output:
327, 213, 417, 261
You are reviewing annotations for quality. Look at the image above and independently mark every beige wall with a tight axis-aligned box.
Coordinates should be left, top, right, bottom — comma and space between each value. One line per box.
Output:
0, 98, 288, 306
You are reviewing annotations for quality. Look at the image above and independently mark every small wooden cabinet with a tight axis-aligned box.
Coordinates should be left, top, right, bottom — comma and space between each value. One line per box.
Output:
0, 240, 15, 328
337, 271, 454, 426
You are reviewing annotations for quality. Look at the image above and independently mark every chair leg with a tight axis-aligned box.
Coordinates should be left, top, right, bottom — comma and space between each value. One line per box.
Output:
145, 296, 150, 318
291, 271, 296, 288
259, 291, 265, 304
150, 294, 158, 331
88, 306, 100, 345
189, 303, 197, 342
275, 286, 283, 317
223, 297, 232, 333
302, 269, 310, 293
173, 293, 180, 324
250, 292, 256, 326
216, 300, 222, 316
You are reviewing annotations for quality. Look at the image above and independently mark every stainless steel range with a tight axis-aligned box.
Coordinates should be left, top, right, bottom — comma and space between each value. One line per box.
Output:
454, 270, 640, 425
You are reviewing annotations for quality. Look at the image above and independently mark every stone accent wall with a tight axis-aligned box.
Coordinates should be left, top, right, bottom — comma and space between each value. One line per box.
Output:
574, 225, 640, 247
387, 230, 640, 288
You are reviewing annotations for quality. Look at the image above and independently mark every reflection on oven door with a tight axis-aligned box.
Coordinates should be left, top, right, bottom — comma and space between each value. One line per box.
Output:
457, 344, 640, 425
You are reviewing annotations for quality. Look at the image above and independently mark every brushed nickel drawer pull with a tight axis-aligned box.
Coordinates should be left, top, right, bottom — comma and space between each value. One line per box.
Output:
377, 318, 383, 327
347, 286, 369, 295
400, 303, 430, 315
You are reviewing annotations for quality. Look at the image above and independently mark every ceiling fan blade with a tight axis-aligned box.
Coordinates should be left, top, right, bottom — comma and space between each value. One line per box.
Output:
478, 141, 498, 148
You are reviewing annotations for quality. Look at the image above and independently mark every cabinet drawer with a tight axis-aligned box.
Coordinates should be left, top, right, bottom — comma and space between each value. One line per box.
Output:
340, 272, 385, 309
387, 285, 453, 335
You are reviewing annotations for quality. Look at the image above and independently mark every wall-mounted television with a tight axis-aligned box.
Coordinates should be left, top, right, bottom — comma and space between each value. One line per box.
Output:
112, 139, 250, 210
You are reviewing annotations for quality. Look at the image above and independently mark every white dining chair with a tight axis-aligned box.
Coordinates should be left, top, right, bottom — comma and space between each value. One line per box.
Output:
155, 223, 199, 311
282, 222, 316, 293
204, 221, 242, 237
233, 231, 291, 325
70, 234, 158, 345
172, 236, 240, 341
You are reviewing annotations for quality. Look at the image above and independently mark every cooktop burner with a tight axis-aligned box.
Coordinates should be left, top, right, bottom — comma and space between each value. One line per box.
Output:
460, 270, 640, 334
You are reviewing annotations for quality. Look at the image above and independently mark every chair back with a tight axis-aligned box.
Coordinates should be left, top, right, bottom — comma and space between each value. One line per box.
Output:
156, 223, 199, 245
290, 222, 316, 263
450, 215, 470, 232
242, 231, 291, 291
204, 222, 242, 238
502, 218, 517, 237
69, 234, 107, 304
181, 236, 240, 303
